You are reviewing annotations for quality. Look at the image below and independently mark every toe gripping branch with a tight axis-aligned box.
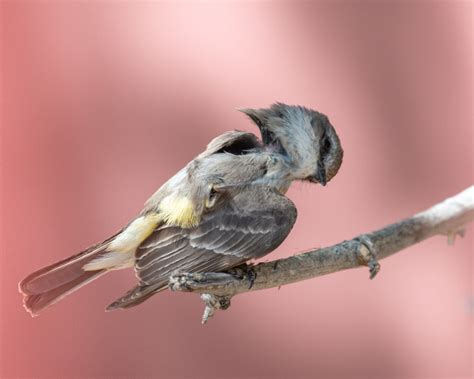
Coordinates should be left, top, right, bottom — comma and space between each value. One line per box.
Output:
227, 263, 257, 289
169, 264, 257, 324
355, 235, 380, 279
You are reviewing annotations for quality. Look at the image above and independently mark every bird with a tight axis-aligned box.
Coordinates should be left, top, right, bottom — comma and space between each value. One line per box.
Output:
19, 103, 343, 316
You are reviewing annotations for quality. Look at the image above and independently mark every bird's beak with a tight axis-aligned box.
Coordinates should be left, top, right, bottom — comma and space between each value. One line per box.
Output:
315, 163, 327, 186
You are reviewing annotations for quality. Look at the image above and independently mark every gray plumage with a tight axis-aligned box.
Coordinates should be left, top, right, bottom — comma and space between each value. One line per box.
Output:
108, 186, 296, 310
19, 103, 343, 315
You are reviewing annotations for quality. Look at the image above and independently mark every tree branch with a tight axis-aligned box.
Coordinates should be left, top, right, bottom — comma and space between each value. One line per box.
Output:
169, 186, 474, 323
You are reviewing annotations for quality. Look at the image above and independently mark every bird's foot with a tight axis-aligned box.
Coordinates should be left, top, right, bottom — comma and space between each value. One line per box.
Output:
227, 263, 257, 289
355, 235, 380, 279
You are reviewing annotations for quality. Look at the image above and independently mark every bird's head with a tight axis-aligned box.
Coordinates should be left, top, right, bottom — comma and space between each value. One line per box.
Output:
239, 103, 343, 185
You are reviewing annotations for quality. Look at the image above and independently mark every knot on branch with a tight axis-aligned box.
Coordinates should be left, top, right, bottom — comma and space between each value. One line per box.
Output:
200, 294, 232, 324
445, 228, 465, 245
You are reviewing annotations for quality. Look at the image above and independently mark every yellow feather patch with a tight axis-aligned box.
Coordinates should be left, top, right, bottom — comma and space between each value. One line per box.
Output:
107, 213, 161, 253
159, 195, 200, 228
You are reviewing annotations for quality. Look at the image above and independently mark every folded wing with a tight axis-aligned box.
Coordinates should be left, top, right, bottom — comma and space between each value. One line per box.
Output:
107, 186, 297, 310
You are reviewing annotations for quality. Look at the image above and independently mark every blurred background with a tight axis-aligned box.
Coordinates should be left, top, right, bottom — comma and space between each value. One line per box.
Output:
1, 2, 472, 378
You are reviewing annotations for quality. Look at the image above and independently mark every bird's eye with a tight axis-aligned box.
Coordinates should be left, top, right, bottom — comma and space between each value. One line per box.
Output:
321, 137, 331, 156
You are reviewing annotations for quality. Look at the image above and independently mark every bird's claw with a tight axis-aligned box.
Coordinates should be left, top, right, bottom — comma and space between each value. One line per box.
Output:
367, 257, 380, 279
356, 235, 380, 279
245, 268, 257, 289
227, 263, 257, 289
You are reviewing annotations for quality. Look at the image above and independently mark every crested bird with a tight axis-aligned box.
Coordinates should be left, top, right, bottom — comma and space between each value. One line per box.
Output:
19, 103, 343, 316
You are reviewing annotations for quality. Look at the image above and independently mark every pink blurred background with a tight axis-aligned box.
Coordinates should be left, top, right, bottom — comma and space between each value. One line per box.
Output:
1, 2, 472, 378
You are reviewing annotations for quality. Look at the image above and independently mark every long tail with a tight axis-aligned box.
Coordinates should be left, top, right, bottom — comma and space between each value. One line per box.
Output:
19, 235, 118, 316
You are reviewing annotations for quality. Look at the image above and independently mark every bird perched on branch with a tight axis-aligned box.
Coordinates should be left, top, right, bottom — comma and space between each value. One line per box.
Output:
19, 103, 343, 316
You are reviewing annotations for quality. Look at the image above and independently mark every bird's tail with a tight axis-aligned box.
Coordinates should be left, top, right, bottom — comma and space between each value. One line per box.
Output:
19, 235, 118, 316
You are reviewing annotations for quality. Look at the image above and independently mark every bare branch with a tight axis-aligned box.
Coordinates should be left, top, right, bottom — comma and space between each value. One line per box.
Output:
169, 186, 474, 321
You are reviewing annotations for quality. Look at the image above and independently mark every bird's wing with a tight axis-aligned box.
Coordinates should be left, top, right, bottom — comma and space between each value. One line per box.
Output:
106, 186, 297, 310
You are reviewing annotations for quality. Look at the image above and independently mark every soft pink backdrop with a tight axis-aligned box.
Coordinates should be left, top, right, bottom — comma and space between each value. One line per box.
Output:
1, 2, 472, 378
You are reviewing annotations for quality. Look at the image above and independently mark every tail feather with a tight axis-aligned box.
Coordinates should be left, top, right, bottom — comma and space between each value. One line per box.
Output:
23, 270, 106, 316
19, 235, 118, 316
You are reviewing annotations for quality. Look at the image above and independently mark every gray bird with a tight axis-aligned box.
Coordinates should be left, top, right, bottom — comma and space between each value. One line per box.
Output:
19, 103, 343, 315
